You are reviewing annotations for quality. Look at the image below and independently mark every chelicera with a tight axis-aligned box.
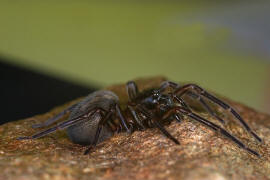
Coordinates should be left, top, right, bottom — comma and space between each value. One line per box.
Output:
18, 81, 262, 156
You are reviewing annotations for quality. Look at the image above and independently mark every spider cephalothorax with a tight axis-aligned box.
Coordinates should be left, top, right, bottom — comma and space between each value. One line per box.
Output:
18, 80, 261, 156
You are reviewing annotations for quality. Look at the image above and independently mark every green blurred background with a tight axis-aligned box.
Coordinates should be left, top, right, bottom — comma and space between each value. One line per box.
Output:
0, 1, 269, 112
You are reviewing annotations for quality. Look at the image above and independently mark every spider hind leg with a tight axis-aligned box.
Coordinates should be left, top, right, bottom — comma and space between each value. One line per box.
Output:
32, 103, 78, 129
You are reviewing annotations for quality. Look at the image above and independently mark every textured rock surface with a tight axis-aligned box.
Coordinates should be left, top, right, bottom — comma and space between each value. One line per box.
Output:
1, 76, 270, 180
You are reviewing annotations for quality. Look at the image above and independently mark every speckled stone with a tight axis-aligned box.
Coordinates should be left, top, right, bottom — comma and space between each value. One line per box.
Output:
0, 76, 270, 180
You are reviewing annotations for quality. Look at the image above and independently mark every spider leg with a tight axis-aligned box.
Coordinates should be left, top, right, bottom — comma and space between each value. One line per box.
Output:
159, 81, 180, 92
84, 110, 114, 155
135, 104, 180, 144
174, 83, 262, 143
186, 91, 225, 124
126, 81, 139, 101
153, 120, 180, 144
127, 105, 146, 130
176, 107, 260, 157
115, 104, 131, 133
32, 103, 78, 128
17, 109, 98, 140
160, 81, 225, 124
174, 114, 183, 123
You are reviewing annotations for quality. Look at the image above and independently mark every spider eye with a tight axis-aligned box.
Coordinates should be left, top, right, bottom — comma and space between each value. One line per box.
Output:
152, 90, 160, 99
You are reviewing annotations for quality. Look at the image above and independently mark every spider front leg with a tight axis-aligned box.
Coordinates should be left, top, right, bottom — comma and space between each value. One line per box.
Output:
162, 105, 260, 157
185, 92, 225, 124
174, 83, 262, 143
159, 81, 226, 124
176, 107, 260, 157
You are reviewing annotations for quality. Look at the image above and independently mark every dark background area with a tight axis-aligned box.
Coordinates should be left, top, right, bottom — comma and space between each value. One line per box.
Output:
0, 56, 96, 125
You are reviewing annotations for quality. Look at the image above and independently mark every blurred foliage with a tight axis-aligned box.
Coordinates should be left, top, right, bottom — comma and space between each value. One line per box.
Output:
0, 1, 268, 111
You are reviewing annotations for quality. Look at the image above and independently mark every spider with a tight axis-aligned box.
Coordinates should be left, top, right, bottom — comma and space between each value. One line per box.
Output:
18, 81, 261, 156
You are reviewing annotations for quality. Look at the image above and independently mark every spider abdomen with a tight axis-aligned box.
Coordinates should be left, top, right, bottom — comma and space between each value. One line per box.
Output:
67, 90, 118, 145
67, 113, 113, 145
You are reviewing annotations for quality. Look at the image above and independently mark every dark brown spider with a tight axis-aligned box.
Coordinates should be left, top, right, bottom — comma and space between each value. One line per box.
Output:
18, 81, 261, 156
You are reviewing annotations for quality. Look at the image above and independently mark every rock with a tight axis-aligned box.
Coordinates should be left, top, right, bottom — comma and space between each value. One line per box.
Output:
0, 76, 270, 180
